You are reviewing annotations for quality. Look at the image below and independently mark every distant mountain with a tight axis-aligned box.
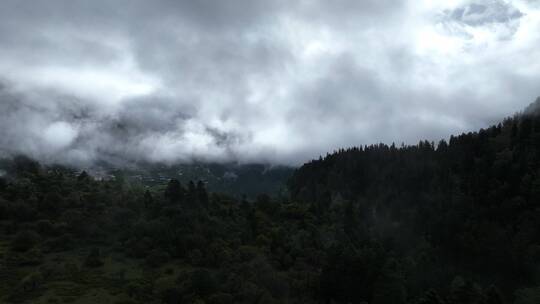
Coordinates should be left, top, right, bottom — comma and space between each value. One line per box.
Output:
107, 162, 294, 198
0, 157, 294, 199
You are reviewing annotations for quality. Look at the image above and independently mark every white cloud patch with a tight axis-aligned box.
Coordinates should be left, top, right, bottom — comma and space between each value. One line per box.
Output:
43, 121, 78, 150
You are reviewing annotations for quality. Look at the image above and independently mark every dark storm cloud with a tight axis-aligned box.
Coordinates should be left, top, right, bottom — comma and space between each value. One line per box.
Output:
0, 0, 539, 166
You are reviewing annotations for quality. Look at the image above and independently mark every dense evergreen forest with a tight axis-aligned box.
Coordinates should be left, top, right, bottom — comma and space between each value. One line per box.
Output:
1, 100, 540, 303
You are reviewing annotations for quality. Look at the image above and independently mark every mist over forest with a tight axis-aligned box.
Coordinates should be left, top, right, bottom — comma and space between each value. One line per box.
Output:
1, 0, 540, 304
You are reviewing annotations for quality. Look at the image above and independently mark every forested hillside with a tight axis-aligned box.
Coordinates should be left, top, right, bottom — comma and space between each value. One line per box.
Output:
0, 100, 539, 303
288, 98, 540, 303
109, 162, 292, 199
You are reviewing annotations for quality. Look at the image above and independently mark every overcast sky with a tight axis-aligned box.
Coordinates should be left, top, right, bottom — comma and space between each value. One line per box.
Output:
0, 0, 539, 166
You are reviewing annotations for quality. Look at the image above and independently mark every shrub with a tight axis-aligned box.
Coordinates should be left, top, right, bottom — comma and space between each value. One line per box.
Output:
191, 269, 216, 296
145, 249, 170, 267
18, 271, 44, 292
43, 233, 72, 252
12, 202, 37, 222
207, 293, 234, 304
18, 247, 44, 266
63, 262, 81, 281
61, 209, 84, 234
84, 248, 104, 267
515, 286, 540, 304
154, 276, 181, 304
39, 264, 59, 280
36, 219, 55, 236
40, 191, 63, 214
125, 237, 152, 258
12, 230, 39, 252
0, 198, 10, 220
188, 249, 203, 266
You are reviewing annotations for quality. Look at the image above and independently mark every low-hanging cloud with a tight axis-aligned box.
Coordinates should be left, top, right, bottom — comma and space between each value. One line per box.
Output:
0, 0, 539, 166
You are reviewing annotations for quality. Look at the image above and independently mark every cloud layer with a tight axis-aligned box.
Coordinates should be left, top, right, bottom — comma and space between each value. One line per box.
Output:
0, 0, 539, 166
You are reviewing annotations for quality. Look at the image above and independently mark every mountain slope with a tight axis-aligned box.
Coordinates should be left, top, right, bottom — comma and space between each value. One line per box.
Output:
288, 98, 540, 295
